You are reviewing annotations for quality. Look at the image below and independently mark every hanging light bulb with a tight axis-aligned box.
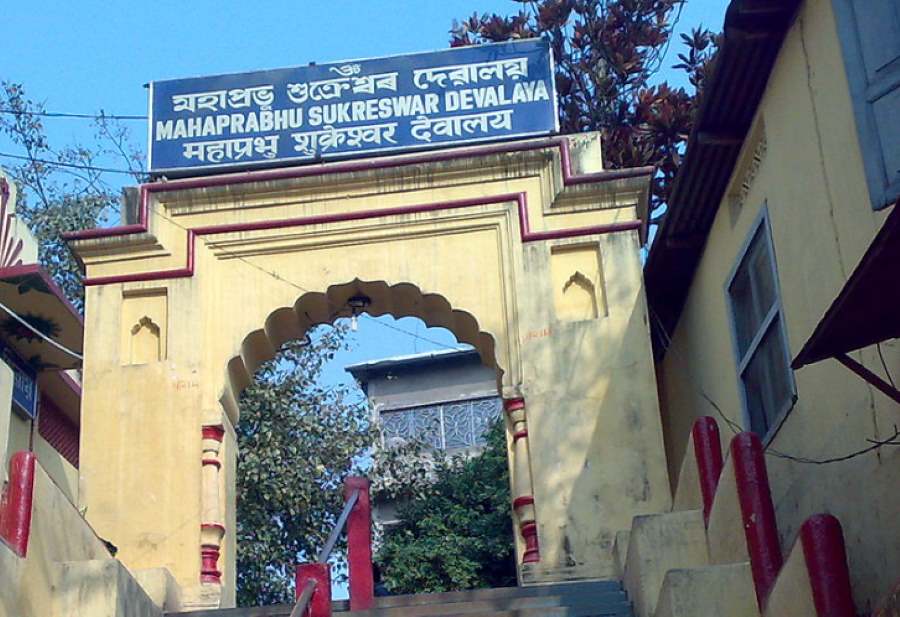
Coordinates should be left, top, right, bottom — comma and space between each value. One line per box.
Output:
347, 294, 371, 333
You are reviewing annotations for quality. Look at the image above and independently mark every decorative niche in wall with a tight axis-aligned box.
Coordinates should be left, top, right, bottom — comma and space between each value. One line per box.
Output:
550, 243, 607, 323
121, 289, 168, 365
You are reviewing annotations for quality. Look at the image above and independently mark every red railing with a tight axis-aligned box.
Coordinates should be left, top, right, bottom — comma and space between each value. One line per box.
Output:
292, 476, 373, 617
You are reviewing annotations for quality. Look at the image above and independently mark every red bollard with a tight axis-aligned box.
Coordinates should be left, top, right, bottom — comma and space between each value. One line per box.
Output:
731, 432, 783, 610
295, 562, 331, 617
692, 416, 723, 526
344, 476, 374, 611
801, 514, 857, 617
0, 451, 36, 557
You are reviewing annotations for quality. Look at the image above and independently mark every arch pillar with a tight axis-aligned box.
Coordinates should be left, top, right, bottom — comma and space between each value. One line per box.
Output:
505, 397, 541, 564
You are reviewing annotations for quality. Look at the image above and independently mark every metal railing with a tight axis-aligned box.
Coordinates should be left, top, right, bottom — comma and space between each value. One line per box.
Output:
289, 488, 360, 617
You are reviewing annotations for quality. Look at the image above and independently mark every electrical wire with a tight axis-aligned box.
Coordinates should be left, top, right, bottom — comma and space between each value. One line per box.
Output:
0, 151, 143, 176
648, 306, 900, 465
0, 108, 147, 121
3, 149, 465, 351
144, 203, 463, 352
877, 343, 896, 389
0, 300, 83, 361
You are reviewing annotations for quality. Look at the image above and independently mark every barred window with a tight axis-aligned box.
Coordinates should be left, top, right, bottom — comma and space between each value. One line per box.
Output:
380, 397, 501, 450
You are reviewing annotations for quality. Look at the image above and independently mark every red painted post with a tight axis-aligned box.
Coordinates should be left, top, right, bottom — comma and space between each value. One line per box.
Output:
0, 451, 36, 557
731, 432, 783, 610
295, 562, 331, 617
801, 514, 857, 617
692, 416, 723, 525
344, 476, 374, 611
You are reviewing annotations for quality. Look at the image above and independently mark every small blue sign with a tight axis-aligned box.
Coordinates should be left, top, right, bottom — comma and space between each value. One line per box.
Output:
5, 351, 37, 419
148, 39, 557, 174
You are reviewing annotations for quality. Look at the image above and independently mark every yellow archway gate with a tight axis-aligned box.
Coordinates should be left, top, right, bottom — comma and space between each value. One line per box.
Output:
69, 133, 672, 608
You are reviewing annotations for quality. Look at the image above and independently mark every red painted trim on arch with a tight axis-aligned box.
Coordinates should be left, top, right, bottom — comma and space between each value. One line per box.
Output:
513, 429, 529, 441
200, 522, 225, 534
0, 451, 36, 557
66, 137, 650, 287
691, 416, 723, 526
504, 398, 526, 413
200, 544, 222, 584
800, 514, 856, 617
79, 191, 640, 286
731, 432, 782, 609
513, 495, 535, 510
520, 521, 541, 563
202, 425, 225, 442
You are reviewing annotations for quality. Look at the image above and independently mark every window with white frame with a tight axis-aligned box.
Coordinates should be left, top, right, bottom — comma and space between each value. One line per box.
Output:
726, 211, 795, 437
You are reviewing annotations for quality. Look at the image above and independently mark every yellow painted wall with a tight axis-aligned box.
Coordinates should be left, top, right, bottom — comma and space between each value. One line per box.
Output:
72, 134, 671, 603
32, 433, 78, 504
8, 413, 31, 465
657, 0, 900, 610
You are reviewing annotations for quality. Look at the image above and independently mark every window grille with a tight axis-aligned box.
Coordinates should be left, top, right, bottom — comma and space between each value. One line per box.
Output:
380, 397, 501, 450
726, 210, 796, 437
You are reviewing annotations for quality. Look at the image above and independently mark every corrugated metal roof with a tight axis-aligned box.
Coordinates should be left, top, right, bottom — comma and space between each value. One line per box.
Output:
645, 0, 802, 353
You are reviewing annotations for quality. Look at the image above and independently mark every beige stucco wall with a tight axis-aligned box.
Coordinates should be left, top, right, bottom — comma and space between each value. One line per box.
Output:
0, 458, 168, 617
72, 134, 671, 602
657, 0, 900, 609
0, 360, 15, 478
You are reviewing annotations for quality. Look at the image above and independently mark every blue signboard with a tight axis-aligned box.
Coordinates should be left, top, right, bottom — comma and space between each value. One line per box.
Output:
4, 351, 37, 419
148, 39, 557, 174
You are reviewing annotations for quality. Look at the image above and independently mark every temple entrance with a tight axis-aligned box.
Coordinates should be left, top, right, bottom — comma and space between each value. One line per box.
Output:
231, 303, 516, 606
69, 134, 673, 608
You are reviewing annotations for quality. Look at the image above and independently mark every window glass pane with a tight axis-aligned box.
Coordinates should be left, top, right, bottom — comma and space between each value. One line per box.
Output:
413, 405, 443, 449
471, 398, 501, 445
381, 409, 414, 446
741, 318, 793, 436
729, 227, 777, 358
443, 402, 473, 449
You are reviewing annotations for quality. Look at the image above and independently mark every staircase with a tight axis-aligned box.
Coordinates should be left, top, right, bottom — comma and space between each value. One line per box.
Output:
166, 580, 634, 616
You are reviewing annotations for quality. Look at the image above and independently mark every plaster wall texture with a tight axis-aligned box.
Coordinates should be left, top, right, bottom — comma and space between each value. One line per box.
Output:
656, 0, 900, 609
54, 559, 162, 617
671, 428, 701, 513
622, 509, 709, 617
0, 458, 172, 617
654, 563, 757, 617
0, 360, 14, 478
763, 536, 817, 617
705, 454, 748, 567
7, 412, 30, 468
33, 432, 78, 503
71, 134, 671, 599
0, 461, 109, 616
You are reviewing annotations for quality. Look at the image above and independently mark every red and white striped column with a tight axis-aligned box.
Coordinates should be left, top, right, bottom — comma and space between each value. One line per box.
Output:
504, 398, 540, 564
200, 425, 225, 585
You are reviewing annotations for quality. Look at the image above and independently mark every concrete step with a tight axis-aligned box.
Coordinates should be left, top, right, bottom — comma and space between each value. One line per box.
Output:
165, 581, 632, 617
366, 580, 624, 609
341, 593, 631, 616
